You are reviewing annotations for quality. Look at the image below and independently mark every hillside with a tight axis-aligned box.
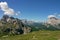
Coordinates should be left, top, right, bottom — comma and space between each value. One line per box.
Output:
0, 31, 60, 40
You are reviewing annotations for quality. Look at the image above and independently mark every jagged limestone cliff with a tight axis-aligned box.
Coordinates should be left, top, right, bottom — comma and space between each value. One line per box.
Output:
0, 15, 31, 35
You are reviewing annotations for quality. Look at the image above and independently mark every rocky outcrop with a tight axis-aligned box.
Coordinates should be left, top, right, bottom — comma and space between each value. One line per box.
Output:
0, 15, 31, 35
46, 15, 60, 29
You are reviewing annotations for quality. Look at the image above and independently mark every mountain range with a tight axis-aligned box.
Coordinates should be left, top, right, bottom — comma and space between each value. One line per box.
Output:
0, 15, 60, 36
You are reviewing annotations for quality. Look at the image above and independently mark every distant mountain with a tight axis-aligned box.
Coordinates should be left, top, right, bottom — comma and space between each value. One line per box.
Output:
21, 17, 60, 31
46, 15, 60, 29
21, 19, 41, 26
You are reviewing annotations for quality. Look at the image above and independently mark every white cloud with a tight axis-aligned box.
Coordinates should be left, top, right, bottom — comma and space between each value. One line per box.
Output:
0, 2, 15, 15
15, 11, 21, 16
48, 15, 56, 18
58, 15, 60, 16
17, 11, 21, 13
16, 13, 18, 16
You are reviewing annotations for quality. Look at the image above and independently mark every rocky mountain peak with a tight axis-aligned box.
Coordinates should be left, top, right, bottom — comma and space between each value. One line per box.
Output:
0, 15, 31, 35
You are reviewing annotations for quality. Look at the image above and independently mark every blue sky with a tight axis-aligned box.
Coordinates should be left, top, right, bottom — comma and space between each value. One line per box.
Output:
0, 0, 60, 21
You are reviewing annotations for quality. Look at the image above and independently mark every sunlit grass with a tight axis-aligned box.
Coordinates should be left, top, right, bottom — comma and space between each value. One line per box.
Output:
0, 30, 60, 40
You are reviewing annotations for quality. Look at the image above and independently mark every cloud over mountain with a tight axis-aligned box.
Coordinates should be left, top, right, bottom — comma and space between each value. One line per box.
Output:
0, 2, 15, 15
48, 15, 56, 18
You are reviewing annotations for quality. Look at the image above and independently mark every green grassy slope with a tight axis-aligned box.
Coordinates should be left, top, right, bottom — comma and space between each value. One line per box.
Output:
0, 31, 60, 40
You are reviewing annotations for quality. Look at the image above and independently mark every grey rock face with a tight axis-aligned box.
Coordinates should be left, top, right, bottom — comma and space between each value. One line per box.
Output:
0, 15, 31, 35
